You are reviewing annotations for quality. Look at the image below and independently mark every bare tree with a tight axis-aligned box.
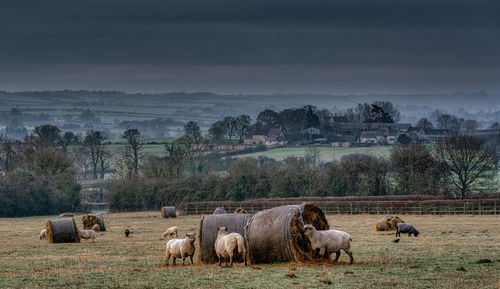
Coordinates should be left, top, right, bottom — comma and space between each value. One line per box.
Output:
82, 130, 108, 179
416, 118, 433, 129
121, 129, 143, 176
435, 136, 498, 199
34, 124, 62, 150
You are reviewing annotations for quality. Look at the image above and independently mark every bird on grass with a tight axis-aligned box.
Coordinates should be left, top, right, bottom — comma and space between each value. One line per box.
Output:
392, 238, 400, 243
125, 229, 130, 237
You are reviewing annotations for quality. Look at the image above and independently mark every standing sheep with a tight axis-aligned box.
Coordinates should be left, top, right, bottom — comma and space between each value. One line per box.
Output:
79, 229, 96, 242
303, 224, 354, 264
165, 233, 196, 266
396, 223, 419, 237
162, 226, 179, 239
214, 226, 247, 267
39, 229, 47, 240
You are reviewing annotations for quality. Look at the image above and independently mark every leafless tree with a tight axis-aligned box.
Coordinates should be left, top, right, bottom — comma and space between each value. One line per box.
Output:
121, 129, 143, 176
435, 136, 498, 199
82, 130, 108, 179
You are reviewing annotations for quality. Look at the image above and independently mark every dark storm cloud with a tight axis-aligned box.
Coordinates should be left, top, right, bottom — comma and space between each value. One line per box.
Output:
0, 0, 499, 92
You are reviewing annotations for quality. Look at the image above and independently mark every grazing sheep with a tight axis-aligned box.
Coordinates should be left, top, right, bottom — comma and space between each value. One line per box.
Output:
124, 229, 130, 237
39, 229, 47, 240
92, 224, 100, 232
165, 233, 196, 266
214, 226, 247, 267
396, 223, 419, 237
79, 229, 96, 242
162, 226, 179, 239
303, 224, 354, 264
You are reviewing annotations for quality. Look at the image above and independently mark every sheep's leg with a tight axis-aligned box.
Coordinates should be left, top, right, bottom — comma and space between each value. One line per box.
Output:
319, 247, 326, 259
172, 257, 176, 266
229, 254, 233, 267
190, 255, 194, 264
334, 251, 341, 262
225, 257, 228, 267
344, 250, 354, 264
408, 233, 411, 237
181, 254, 186, 266
218, 255, 222, 267
165, 252, 170, 266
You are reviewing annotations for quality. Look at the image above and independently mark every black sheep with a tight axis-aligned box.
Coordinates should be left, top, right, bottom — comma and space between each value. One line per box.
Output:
396, 223, 419, 237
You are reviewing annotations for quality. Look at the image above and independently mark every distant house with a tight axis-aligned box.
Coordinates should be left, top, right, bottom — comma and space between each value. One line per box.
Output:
244, 128, 287, 147
359, 131, 379, 144
4, 108, 28, 141
303, 127, 321, 140
359, 127, 400, 145
321, 114, 349, 126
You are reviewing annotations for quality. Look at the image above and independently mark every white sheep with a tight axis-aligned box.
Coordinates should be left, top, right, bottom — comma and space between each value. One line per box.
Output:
92, 224, 100, 232
79, 229, 96, 242
39, 229, 47, 240
165, 233, 196, 266
162, 226, 179, 239
214, 226, 247, 267
303, 224, 354, 264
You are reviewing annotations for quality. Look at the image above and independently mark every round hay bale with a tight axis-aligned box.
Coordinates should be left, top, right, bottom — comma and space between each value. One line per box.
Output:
161, 206, 177, 218
46, 218, 80, 243
58, 213, 75, 218
198, 213, 249, 264
234, 207, 247, 214
245, 203, 329, 264
82, 214, 106, 231
213, 207, 226, 214
375, 214, 404, 231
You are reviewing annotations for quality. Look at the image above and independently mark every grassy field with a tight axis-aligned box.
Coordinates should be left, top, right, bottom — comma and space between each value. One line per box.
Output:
236, 146, 392, 162
0, 212, 498, 288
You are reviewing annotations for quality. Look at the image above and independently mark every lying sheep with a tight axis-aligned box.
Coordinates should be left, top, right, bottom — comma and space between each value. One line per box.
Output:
39, 229, 47, 240
396, 223, 419, 237
214, 226, 247, 267
162, 226, 179, 239
303, 224, 354, 264
79, 229, 96, 242
92, 224, 100, 232
165, 233, 196, 266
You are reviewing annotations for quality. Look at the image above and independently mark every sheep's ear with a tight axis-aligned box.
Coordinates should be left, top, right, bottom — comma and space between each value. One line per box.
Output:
186, 233, 189, 236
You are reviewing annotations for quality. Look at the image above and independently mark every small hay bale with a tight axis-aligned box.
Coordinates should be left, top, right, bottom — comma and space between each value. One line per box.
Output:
213, 207, 226, 214
245, 203, 329, 264
375, 214, 404, 231
234, 207, 247, 214
161, 206, 177, 218
82, 214, 106, 231
198, 213, 249, 264
46, 218, 80, 243
59, 213, 75, 218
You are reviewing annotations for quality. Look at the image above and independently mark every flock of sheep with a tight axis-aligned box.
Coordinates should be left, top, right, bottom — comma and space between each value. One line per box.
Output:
38, 210, 419, 268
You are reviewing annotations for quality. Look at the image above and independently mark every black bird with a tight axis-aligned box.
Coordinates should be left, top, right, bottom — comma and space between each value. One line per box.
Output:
392, 238, 400, 243
125, 229, 130, 237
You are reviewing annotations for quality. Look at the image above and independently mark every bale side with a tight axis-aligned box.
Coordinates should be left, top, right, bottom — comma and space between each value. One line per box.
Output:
198, 213, 249, 264
213, 207, 226, 214
162, 206, 176, 218
375, 214, 404, 231
82, 214, 106, 231
59, 213, 74, 218
289, 203, 329, 263
245, 205, 298, 264
234, 207, 247, 214
46, 218, 80, 243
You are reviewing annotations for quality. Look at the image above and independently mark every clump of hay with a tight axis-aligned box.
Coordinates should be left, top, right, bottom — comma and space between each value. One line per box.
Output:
161, 206, 177, 218
245, 203, 329, 264
82, 214, 106, 231
213, 207, 227, 214
46, 218, 80, 243
59, 213, 74, 218
234, 207, 247, 214
375, 214, 404, 231
198, 213, 249, 264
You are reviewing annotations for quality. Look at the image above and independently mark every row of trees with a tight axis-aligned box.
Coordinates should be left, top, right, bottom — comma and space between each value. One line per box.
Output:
108, 135, 498, 211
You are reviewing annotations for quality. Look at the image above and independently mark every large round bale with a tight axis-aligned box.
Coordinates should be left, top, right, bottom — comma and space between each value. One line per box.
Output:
234, 207, 247, 214
245, 203, 329, 264
46, 218, 80, 243
213, 207, 226, 214
82, 214, 106, 231
198, 213, 249, 264
161, 206, 177, 218
375, 214, 404, 231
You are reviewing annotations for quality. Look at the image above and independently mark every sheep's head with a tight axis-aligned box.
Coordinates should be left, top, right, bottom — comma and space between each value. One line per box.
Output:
303, 224, 316, 238
186, 233, 196, 242
413, 230, 419, 237
217, 226, 228, 237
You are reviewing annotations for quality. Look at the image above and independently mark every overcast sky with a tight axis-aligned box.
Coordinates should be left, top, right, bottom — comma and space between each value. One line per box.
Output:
1, 0, 499, 94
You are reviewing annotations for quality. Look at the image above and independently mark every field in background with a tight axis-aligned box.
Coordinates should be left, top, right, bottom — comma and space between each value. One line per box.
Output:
236, 146, 392, 162
0, 212, 498, 288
